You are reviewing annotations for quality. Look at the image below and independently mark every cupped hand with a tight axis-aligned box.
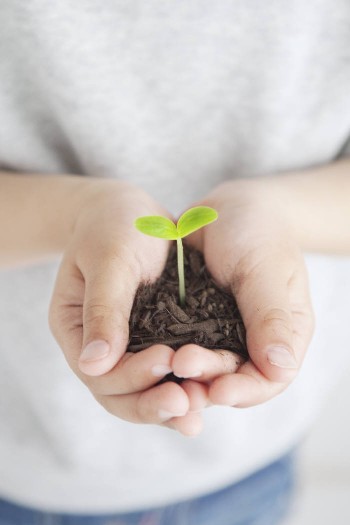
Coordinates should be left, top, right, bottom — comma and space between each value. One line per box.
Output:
172, 179, 315, 408
49, 179, 202, 435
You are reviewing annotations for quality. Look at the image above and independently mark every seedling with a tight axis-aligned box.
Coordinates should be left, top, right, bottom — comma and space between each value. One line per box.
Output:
135, 206, 218, 306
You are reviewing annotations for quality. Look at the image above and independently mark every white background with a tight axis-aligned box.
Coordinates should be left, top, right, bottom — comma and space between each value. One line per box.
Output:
284, 370, 350, 525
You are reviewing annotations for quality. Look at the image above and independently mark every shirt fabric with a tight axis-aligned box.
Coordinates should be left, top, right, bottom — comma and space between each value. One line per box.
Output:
0, 0, 350, 513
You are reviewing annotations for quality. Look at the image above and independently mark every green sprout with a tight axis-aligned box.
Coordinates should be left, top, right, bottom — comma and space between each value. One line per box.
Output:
134, 206, 218, 306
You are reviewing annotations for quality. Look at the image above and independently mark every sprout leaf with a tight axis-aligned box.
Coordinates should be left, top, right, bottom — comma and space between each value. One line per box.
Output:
134, 216, 179, 240
135, 206, 218, 306
177, 206, 218, 238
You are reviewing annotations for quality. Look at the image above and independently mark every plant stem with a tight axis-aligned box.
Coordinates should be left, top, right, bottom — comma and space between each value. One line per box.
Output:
176, 238, 186, 306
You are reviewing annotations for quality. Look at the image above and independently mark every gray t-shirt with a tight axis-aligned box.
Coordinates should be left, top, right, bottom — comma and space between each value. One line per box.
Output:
0, 0, 350, 512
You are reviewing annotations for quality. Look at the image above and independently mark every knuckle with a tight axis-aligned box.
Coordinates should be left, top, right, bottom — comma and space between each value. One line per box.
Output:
261, 307, 292, 339
84, 302, 110, 325
83, 302, 129, 339
262, 307, 291, 325
48, 298, 64, 336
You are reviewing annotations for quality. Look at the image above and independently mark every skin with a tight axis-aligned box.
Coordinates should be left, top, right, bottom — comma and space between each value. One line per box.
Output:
1, 159, 350, 436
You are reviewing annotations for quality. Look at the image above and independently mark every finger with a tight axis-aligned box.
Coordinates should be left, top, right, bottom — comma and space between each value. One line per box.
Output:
83, 344, 175, 396
164, 412, 204, 437
49, 257, 85, 370
232, 254, 311, 383
50, 239, 169, 381
172, 344, 243, 382
209, 359, 286, 408
77, 250, 142, 376
97, 381, 189, 424
180, 379, 210, 411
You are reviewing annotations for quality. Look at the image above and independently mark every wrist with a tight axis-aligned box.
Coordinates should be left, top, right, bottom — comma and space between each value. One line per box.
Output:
0, 172, 94, 267
210, 158, 350, 255
261, 160, 350, 254
204, 177, 297, 243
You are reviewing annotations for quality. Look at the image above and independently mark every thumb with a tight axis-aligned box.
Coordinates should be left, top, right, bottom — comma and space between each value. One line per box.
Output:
233, 258, 301, 383
78, 255, 140, 377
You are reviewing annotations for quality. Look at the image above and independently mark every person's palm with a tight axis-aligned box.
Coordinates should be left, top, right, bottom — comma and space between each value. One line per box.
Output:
49, 180, 203, 435
172, 180, 314, 407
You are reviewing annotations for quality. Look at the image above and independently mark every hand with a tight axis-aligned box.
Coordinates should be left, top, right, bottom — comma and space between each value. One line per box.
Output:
172, 179, 315, 408
49, 179, 203, 435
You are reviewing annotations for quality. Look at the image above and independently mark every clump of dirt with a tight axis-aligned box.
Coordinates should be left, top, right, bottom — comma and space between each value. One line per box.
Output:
128, 244, 248, 364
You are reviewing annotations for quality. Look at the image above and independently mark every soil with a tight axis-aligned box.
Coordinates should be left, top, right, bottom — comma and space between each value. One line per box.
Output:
128, 244, 249, 375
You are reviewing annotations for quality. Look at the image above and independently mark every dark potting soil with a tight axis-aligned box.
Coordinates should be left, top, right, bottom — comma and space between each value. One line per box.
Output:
128, 244, 248, 366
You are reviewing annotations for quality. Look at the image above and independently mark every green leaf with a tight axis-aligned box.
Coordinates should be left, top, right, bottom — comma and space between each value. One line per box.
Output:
134, 216, 179, 240
177, 206, 218, 238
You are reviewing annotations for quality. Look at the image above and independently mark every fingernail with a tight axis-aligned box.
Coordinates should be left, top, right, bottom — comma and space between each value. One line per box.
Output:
151, 365, 173, 377
267, 346, 297, 369
80, 340, 110, 362
158, 409, 187, 420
